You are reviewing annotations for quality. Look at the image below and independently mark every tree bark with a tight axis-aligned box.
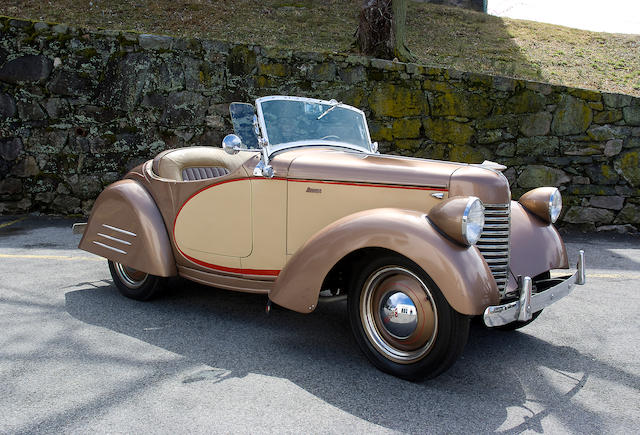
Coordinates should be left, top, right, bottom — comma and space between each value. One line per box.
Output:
355, 0, 414, 62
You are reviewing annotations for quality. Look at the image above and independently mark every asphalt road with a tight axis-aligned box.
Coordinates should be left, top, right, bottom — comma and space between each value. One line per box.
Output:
1, 215, 639, 434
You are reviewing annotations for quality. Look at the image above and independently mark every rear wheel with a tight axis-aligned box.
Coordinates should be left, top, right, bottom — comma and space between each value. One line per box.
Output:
348, 254, 469, 381
108, 260, 165, 301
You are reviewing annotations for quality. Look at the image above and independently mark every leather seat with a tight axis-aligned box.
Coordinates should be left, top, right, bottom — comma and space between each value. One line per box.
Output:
152, 147, 253, 181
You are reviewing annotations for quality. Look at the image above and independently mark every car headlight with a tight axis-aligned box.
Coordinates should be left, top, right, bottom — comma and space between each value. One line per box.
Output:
519, 187, 562, 224
428, 196, 485, 246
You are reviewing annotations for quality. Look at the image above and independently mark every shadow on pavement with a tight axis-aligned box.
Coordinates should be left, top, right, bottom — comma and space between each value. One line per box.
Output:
63, 277, 637, 433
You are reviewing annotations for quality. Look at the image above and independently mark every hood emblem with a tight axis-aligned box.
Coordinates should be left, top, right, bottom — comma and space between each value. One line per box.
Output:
306, 187, 322, 194
431, 192, 444, 199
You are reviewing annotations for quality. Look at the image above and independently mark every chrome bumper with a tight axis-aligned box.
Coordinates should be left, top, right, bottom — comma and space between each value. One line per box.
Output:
483, 250, 585, 327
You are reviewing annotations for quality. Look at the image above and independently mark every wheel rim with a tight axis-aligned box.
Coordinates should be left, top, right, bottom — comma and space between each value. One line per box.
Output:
114, 262, 148, 289
360, 266, 438, 364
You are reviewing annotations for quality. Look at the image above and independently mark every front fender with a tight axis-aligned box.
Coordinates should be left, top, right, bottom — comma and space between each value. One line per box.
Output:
270, 208, 499, 315
78, 179, 177, 277
508, 201, 568, 290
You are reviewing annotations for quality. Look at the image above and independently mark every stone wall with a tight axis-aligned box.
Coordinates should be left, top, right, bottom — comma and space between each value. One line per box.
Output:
413, 0, 486, 13
1, 16, 639, 231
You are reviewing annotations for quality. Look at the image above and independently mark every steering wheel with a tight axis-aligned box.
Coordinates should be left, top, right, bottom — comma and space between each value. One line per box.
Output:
321, 135, 341, 141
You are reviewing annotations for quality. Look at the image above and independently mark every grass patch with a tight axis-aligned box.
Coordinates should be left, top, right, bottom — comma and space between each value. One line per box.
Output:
1, 0, 638, 96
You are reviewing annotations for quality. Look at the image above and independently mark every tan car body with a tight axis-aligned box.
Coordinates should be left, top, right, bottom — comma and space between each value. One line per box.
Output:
79, 146, 568, 316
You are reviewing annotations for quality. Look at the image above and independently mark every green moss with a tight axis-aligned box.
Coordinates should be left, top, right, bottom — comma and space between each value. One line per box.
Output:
258, 63, 288, 77
392, 118, 422, 139
77, 47, 99, 59
369, 83, 428, 118
423, 118, 474, 144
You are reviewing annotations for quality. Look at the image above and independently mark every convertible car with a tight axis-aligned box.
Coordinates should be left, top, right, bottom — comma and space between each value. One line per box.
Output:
76, 95, 585, 380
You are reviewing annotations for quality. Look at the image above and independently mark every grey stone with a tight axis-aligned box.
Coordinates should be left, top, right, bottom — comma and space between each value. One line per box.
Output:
56, 183, 71, 195
0, 55, 53, 84
493, 76, 515, 92
593, 109, 623, 124
52, 195, 81, 213
516, 136, 559, 156
205, 114, 224, 129
604, 139, 623, 157
162, 91, 207, 127
33, 22, 49, 32
0, 138, 23, 161
48, 70, 91, 97
309, 63, 337, 82
504, 90, 546, 114
614, 203, 640, 224
495, 142, 516, 157
587, 125, 617, 141
633, 127, 640, 137
562, 206, 614, 224
17, 101, 46, 120
0, 177, 22, 195
520, 112, 551, 137
625, 137, 640, 149
97, 52, 153, 110
34, 191, 55, 203
517, 165, 570, 188
585, 164, 619, 185
503, 167, 517, 185
596, 224, 637, 234
563, 141, 603, 156
602, 93, 632, 108
337, 66, 366, 84
69, 174, 103, 199
52, 23, 68, 34
0, 93, 16, 118
432, 91, 492, 118
139, 34, 173, 50
622, 106, 640, 126
589, 196, 624, 210
11, 156, 39, 177
43, 98, 69, 119
572, 176, 590, 184
551, 95, 592, 136
476, 129, 503, 144
614, 150, 640, 187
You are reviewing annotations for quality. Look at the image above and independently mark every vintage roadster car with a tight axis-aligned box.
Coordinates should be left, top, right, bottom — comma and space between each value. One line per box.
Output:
76, 95, 585, 380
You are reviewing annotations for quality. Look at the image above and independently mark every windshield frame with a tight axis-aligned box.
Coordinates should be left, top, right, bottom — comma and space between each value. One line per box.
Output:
255, 95, 374, 156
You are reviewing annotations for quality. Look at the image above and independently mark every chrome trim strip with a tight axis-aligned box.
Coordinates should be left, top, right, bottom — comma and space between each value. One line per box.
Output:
484, 250, 586, 327
102, 224, 136, 237
92, 240, 127, 254
97, 233, 132, 246
72, 223, 86, 235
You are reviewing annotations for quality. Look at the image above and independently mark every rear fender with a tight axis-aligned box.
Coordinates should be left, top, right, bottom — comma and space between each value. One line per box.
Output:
78, 179, 177, 277
270, 208, 499, 315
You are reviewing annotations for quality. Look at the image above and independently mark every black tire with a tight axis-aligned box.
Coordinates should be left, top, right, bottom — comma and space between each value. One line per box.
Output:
108, 260, 165, 301
348, 254, 470, 381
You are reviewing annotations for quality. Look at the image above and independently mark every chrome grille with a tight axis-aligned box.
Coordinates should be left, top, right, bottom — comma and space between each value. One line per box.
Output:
477, 203, 510, 296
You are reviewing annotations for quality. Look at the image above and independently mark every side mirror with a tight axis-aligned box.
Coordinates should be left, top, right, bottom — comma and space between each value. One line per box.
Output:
222, 134, 242, 155
371, 141, 379, 154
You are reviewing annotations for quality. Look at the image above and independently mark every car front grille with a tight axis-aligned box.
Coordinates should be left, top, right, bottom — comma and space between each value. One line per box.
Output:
477, 203, 511, 297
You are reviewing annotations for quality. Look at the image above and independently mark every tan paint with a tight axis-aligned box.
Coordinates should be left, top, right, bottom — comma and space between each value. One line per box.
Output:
506, 201, 569, 292
174, 179, 252, 261
78, 179, 177, 277
449, 166, 511, 204
178, 266, 273, 294
518, 187, 557, 223
427, 197, 471, 246
287, 181, 444, 254
241, 178, 288, 271
271, 208, 499, 315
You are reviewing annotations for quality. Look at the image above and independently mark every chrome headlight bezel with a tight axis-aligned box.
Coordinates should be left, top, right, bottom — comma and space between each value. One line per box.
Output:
461, 197, 485, 246
549, 188, 562, 223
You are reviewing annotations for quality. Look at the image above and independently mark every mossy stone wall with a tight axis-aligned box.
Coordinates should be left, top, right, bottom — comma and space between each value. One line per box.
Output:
1, 17, 639, 231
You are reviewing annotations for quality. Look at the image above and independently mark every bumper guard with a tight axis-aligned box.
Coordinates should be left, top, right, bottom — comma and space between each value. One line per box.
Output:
483, 250, 585, 327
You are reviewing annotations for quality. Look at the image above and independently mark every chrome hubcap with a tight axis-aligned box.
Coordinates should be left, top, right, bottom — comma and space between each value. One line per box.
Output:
379, 291, 418, 338
114, 262, 148, 289
360, 266, 438, 364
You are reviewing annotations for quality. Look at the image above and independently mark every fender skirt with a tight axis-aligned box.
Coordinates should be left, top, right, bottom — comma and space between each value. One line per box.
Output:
507, 201, 568, 291
270, 208, 499, 315
78, 179, 177, 277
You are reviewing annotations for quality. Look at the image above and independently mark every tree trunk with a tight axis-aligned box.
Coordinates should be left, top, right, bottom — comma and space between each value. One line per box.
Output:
355, 0, 414, 62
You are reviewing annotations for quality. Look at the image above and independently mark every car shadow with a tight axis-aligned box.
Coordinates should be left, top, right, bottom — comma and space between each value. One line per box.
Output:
64, 278, 636, 433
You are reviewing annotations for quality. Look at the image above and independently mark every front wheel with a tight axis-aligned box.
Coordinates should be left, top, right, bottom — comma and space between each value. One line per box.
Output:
108, 260, 165, 301
348, 255, 470, 381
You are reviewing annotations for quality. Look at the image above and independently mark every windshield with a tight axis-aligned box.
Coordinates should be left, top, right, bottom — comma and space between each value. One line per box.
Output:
256, 97, 372, 153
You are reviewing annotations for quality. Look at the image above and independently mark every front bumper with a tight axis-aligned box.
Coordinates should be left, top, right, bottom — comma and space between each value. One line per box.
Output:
483, 250, 585, 327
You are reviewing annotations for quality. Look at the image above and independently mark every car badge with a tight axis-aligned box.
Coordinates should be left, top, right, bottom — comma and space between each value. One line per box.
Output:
431, 192, 444, 199
306, 187, 322, 194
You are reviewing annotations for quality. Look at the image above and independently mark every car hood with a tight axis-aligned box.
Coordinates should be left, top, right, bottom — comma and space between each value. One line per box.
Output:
280, 149, 511, 204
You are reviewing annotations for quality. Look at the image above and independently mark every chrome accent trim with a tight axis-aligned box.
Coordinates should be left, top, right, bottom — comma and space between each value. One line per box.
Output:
477, 203, 511, 296
97, 232, 132, 246
431, 192, 444, 199
102, 224, 136, 237
72, 223, 86, 235
92, 240, 127, 254
576, 250, 586, 285
483, 250, 586, 327
461, 197, 484, 246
